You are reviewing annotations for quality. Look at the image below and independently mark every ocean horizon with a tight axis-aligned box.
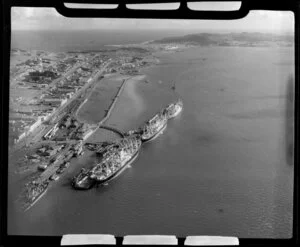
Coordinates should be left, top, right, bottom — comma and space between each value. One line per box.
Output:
11, 29, 293, 52
11, 29, 190, 52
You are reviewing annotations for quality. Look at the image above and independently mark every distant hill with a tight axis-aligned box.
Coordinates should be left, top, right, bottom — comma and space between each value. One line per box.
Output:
116, 47, 149, 54
151, 32, 293, 47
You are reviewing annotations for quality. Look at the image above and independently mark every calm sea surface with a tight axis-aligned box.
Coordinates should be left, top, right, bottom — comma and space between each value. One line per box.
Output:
11, 30, 190, 52
8, 31, 294, 238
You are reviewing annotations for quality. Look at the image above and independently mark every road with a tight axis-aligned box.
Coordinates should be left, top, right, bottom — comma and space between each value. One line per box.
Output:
39, 63, 81, 95
12, 60, 113, 152
30, 61, 115, 182
37, 143, 73, 181
49, 60, 112, 123
39, 54, 101, 95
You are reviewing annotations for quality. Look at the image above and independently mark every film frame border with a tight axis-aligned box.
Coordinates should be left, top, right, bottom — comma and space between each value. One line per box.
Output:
1, 0, 299, 246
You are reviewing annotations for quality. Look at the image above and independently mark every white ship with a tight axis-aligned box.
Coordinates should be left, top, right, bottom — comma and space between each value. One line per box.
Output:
163, 99, 183, 119
90, 134, 142, 184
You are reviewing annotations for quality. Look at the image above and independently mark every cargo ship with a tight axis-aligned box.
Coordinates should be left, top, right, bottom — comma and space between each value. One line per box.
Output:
95, 142, 114, 156
89, 134, 142, 184
86, 141, 112, 152
141, 111, 167, 142
163, 99, 183, 119
72, 168, 96, 190
24, 180, 49, 211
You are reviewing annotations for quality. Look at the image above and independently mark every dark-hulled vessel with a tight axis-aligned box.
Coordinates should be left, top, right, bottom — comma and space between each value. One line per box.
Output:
72, 168, 96, 190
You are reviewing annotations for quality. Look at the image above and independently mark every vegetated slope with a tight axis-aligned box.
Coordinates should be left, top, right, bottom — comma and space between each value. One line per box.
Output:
151, 32, 293, 46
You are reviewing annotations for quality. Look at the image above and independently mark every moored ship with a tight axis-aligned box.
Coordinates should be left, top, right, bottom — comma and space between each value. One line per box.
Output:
24, 180, 49, 211
163, 99, 183, 119
141, 111, 167, 142
72, 168, 96, 190
90, 134, 142, 184
95, 142, 115, 156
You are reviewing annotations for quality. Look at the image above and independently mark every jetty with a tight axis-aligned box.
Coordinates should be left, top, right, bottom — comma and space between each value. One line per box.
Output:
99, 78, 128, 125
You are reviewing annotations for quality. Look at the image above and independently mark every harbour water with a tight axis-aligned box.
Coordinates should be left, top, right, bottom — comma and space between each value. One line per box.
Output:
8, 43, 294, 238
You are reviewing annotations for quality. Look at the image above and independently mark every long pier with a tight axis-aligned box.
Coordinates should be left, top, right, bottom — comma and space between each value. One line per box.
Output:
88, 77, 129, 140
99, 78, 128, 125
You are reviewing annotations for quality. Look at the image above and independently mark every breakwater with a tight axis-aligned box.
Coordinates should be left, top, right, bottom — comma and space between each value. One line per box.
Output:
99, 78, 128, 125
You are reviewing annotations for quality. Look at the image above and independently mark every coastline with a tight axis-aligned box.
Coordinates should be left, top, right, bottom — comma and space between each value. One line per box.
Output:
103, 71, 177, 133
8, 41, 294, 238
9, 46, 179, 212
100, 76, 130, 125
8, 29, 295, 238
75, 75, 125, 125
76, 73, 147, 143
74, 46, 182, 140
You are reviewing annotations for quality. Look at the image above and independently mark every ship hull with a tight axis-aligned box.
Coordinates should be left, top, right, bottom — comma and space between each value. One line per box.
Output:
72, 169, 96, 190
141, 121, 167, 143
72, 176, 96, 190
94, 149, 140, 185
24, 186, 48, 212
167, 105, 182, 119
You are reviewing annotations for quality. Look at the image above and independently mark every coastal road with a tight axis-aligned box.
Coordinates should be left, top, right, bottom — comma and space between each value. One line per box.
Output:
51, 60, 113, 122
37, 144, 74, 181
32, 60, 112, 143
39, 63, 81, 95
13, 60, 113, 152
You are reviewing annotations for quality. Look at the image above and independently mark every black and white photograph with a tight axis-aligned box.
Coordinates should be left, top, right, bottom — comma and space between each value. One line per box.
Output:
7, 2, 294, 239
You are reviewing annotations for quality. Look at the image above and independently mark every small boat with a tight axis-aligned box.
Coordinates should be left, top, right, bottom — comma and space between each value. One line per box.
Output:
72, 168, 96, 190
37, 163, 48, 171
49, 173, 60, 181
56, 165, 67, 174
64, 162, 70, 168
171, 81, 176, 90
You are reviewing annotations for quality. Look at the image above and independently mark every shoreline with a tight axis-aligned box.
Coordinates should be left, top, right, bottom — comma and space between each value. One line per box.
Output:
100, 76, 129, 126
8, 35, 294, 238
78, 74, 146, 143
9, 45, 177, 211
102, 68, 178, 135
102, 74, 148, 132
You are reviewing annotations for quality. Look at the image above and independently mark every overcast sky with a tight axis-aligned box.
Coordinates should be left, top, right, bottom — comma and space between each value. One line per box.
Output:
11, 3, 294, 33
